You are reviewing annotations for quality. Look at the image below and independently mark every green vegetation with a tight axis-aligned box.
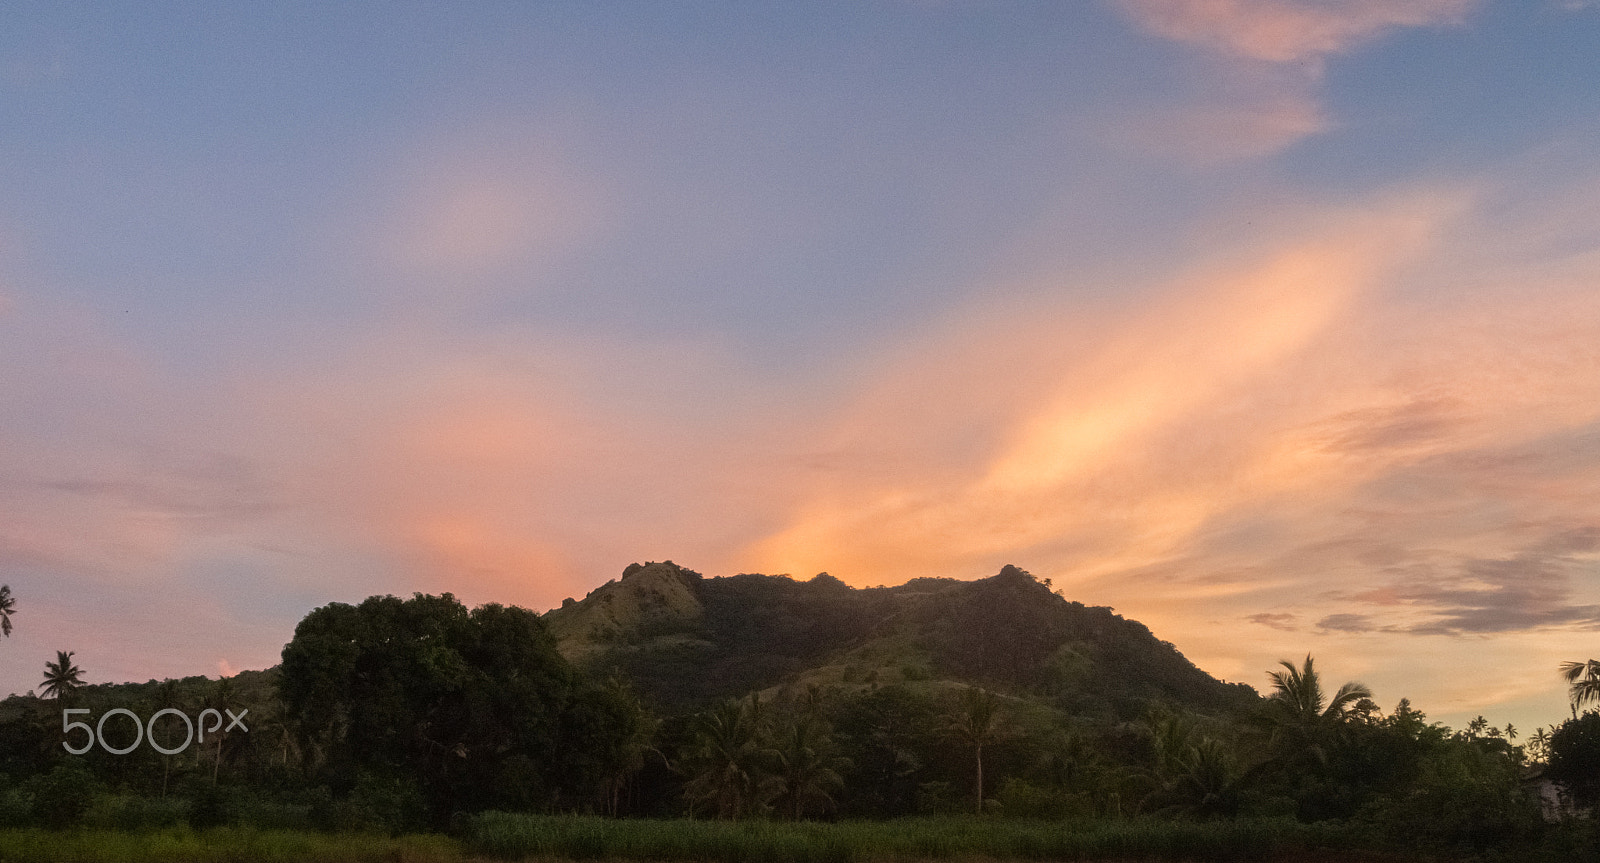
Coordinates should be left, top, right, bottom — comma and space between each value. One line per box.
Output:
551, 563, 1257, 715
5, 564, 1600, 861
0, 828, 464, 863
462, 813, 1363, 862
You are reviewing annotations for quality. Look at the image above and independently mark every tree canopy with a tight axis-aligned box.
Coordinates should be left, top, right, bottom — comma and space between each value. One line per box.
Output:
278, 592, 637, 822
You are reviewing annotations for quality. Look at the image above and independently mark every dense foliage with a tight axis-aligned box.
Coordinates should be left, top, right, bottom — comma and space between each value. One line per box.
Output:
0, 570, 1592, 860
279, 593, 643, 823
568, 564, 1257, 717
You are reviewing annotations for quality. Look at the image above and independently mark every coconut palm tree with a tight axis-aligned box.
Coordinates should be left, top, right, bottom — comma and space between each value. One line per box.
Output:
1560, 659, 1600, 716
1265, 655, 1372, 721
41, 650, 86, 700
0, 584, 14, 637
1257, 655, 1371, 765
1529, 726, 1552, 763
681, 694, 776, 819
770, 718, 849, 820
1171, 736, 1240, 818
947, 686, 1004, 814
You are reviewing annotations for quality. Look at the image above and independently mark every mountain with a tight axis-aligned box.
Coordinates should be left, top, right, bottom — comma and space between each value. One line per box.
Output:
541, 562, 1259, 718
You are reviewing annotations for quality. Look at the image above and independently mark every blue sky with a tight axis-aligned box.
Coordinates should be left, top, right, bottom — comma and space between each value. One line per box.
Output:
5, 1, 1600, 735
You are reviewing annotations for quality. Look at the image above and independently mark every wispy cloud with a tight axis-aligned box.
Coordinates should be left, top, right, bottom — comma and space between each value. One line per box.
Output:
746, 191, 1453, 584
351, 127, 613, 301
1316, 612, 1376, 633
1116, 0, 1475, 65
1249, 611, 1299, 631
1333, 524, 1600, 636
1109, 0, 1475, 161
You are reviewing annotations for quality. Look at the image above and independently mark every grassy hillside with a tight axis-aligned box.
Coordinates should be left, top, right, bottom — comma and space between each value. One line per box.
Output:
542, 562, 1258, 718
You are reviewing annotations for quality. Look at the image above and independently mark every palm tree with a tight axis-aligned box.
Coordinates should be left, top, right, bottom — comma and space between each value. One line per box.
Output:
947, 686, 1003, 814
1529, 726, 1552, 763
41, 650, 86, 700
1258, 655, 1372, 765
681, 695, 776, 819
0, 584, 14, 637
599, 677, 657, 816
1265, 655, 1372, 723
208, 676, 237, 783
770, 718, 849, 820
1171, 736, 1240, 818
1560, 659, 1600, 716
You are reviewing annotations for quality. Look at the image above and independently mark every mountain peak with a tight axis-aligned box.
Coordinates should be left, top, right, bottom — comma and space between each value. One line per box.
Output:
543, 561, 706, 660
546, 564, 1257, 717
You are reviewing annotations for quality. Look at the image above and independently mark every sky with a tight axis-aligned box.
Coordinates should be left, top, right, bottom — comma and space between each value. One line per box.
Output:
3, 0, 1600, 735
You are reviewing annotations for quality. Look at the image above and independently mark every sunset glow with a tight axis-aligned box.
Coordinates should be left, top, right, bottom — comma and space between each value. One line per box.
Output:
4, 1, 1600, 736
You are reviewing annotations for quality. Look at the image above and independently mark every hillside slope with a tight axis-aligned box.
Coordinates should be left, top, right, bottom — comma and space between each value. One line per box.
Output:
541, 562, 1259, 717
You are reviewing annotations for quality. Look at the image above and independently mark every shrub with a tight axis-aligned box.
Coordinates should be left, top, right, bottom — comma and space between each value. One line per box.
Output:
27, 762, 99, 829
0, 775, 31, 827
82, 793, 186, 831
186, 783, 239, 828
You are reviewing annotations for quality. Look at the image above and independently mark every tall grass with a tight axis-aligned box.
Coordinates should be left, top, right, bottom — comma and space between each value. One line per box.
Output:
0, 827, 464, 863
464, 813, 1362, 862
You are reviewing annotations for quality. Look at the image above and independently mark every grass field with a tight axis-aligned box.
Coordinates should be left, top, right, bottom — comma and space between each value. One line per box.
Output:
0, 816, 1501, 863
0, 827, 466, 863
461, 814, 1367, 862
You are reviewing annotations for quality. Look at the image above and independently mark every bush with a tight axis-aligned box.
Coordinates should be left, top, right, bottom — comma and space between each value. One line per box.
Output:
186, 782, 239, 828
343, 773, 428, 834
0, 775, 31, 827
1362, 742, 1540, 853
27, 762, 99, 829
994, 778, 1094, 820
82, 793, 186, 831
231, 790, 316, 830
1548, 711, 1600, 807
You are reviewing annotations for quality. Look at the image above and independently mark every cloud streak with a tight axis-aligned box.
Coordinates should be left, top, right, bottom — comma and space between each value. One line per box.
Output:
746, 192, 1453, 584
1109, 0, 1475, 162
1117, 0, 1475, 64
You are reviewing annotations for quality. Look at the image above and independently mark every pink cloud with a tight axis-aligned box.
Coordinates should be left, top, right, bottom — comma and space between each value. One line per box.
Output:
338, 124, 614, 302
1118, 0, 1475, 64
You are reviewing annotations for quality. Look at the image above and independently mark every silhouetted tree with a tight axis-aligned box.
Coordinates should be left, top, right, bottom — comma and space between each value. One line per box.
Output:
947, 686, 1004, 814
1528, 726, 1551, 764
41, 650, 85, 700
1257, 654, 1371, 765
1546, 711, 1600, 808
0, 584, 14, 638
1560, 659, 1600, 716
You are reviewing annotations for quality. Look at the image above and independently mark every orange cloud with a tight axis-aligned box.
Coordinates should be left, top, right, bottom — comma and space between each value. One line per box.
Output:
746, 192, 1456, 586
